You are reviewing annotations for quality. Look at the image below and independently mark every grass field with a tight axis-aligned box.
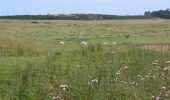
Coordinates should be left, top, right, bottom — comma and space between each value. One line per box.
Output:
0, 19, 170, 100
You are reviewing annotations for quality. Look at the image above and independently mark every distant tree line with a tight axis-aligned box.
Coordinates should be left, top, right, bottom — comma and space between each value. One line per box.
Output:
0, 14, 153, 20
1, 9, 170, 20
144, 8, 170, 19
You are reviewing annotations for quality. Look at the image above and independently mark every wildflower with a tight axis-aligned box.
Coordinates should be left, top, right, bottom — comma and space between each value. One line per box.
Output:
152, 60, 159, 66
136, 83, 138, 86
76, 65, 81, 68
145, 75, 149, 78
116, 71, 121, 75
137, 74, 141, 77
131, 81, 135, 85
141, 78, 145, 80
60, 84, 68, 91
154, 60, 159, 63
113, 77, 118, 82
156, 96, 160, 100
92, 79, 98, 83
165, 93, 169, 97
110, 52, 114, 54
149, 73, 152, 75
120, 80, 124, 83
162, 86, 166, 90
165, 61, 170, 64
151, 95, 155, 99
151, 75, 156, 79
88, 79, 98, 84
124, 66, 128, 69
59, 41, 64, 45
53, 96, 56, 100
50, 92, 53, 96
80, 41, 87, 45
123, 81, 127, 85
152, 62, 159, 66
155, 66, 161, 69
52, 96, 62, 100
163, 67, 168, 71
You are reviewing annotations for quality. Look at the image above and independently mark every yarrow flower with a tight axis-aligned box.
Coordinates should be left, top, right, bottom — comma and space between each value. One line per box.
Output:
124, 66, 128, 69
137, 74, 141, 77
76, 65, 81, 68
116, 71, 121, 75
52, 96, 63, 100
162, 86, 166, 90
155, 96, 160, 100
60, 84, 68, 91
88, 79, 98, 85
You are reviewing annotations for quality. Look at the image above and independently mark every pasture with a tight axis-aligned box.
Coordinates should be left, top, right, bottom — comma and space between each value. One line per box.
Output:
0, 19, 170, 100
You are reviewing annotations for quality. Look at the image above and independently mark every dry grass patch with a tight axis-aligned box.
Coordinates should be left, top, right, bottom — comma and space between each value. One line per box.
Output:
0, 38, 44, 56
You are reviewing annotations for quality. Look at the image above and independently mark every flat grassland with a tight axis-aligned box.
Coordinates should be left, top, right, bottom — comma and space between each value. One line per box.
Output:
0, 19, 170, 100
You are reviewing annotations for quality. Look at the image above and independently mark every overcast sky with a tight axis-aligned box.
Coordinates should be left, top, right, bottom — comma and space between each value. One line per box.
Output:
0, 0, 170, 15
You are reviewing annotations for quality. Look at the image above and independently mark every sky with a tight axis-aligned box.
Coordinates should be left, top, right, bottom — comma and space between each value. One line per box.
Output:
0, 0, 170, 16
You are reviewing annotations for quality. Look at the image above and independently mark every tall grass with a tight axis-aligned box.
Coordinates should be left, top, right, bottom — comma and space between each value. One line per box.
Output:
0, 38, 43, 56
0, 43, 169, 100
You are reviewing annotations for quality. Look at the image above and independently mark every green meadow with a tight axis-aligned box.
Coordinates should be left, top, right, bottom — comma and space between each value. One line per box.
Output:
0, 19, 170, 100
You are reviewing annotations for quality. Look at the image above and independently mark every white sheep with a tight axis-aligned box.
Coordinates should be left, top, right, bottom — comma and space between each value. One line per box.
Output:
80, 41, 87, 45
59, 41, 64, 45
104, 42, 107, 45
113, 42, 117, 45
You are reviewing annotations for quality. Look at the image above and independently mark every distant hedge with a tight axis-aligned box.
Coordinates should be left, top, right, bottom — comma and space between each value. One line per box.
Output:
0, 14, 155, 20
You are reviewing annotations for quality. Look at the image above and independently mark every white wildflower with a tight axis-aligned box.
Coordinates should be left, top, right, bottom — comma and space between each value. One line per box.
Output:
60, 84, 68, 91
141, 78, 145, 80
88, 79, 98, 85
76, 65, 81, 68
165, 61, 170, 64
52, 96, 56, 100
137, 74, 141, 77
162, 86, 166, 90
92, 79, 98, 83
116, 71, 121, 75
154, 60, 159, 63
124, 66, 128, 69
163, 67, 168, 71
120, 80, 124, 83
110, 52, 114, 54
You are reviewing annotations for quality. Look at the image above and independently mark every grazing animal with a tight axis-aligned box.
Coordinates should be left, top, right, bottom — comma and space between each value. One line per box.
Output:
113, 42, 117, 45
80, 41, 87, 45
104, 42, 107, 45
59, 41, 64, 45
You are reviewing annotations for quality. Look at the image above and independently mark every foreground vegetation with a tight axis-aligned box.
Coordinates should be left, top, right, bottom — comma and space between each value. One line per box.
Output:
0, 19, 170, 100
